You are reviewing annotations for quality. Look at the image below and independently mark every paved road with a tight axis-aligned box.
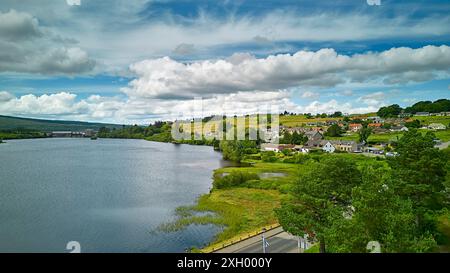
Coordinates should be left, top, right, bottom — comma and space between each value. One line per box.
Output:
215, 227, 309, 253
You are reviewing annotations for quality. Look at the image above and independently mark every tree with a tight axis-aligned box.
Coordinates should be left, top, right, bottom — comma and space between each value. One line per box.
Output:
331, 111, 343, 118
405, 119, 421, 129
291, 131, 308, 145
219, 140, 257, 162
358, 126, 372, 144
377, 104, 402, 118
220, 141, 244, 162
405, 99, 450, 114
325, 164, 436, 253
389, 129, 448, 232
325, 124, 342, 137
276, 157, 362, 253
280, 131, 292, 144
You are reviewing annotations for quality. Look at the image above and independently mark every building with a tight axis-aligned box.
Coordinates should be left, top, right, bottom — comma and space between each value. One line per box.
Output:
364, 147, 384, 154
367, 116, 383, 123
368, 123, 382, 128
398, 112, 412, 118
304, 131, 323, 141
331, 140, 360, 153
322, 141, 336, 153
260, 143, 295, 152
349, 123, 363, 132
428, 123, 447, 130
84, 129, 96, 137
415, 112, 430, 116
293, 145, 309, 154
307, 139, 360, 153
326, 120, 338, 125
372, 127, 390, 134
390, 125, 409, 132
51, 131, 73, 137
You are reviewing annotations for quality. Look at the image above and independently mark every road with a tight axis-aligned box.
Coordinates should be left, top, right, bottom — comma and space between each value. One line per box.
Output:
214, 227, 310, 253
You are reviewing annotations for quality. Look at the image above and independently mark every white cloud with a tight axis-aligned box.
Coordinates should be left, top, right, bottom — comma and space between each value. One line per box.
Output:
123, 45, 450, 99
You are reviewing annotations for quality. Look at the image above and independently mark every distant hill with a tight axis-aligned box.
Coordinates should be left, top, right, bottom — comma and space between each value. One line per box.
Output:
0, 115, 123, 132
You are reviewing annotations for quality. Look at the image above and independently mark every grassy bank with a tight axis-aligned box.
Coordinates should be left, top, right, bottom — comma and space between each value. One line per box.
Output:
158, 153, 385, 252
158, 187, 285, 249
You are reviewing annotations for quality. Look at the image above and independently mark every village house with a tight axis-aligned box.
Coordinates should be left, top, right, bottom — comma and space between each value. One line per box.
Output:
319, 140, 360, 153
372, 127, 390, 134
260, 143, 295, 152
415, 112, 430, 116
304, 131, 323, 141
390, 125, 409, 132
436, 111, 450, 116
306, 139, 360, 153
364, 147, 384, 154
331, 140, 361, 153
326, 120, 338, 125
398, 112, 412, 118
283, 127, 307, 134
368, 123, 382, 128
367, 116, 384, 123
428, 123, 447, 130
349, 123, 363, 132
322, 141, 336, 153
293, 145, 309, 154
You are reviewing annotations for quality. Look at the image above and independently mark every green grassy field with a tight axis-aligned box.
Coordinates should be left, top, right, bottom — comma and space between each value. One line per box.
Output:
279, 115, 342, 127
412, 115, 450, 126
326, 129, 450, 143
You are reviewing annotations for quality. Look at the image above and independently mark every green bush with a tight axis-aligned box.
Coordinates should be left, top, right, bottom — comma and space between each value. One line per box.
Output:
243, 154, 262, 160
213, 171, 260, 189
261, 151, 278, 162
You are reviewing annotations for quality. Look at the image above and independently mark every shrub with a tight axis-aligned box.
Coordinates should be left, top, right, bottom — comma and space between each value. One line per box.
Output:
213, 171, 260, 189
261, 151, 278, 162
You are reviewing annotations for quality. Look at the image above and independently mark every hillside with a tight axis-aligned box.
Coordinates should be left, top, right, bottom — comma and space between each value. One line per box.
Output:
0, 115, 123, 132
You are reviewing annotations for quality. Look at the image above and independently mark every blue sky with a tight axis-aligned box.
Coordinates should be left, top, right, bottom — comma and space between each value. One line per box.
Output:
0, 0, 449, 123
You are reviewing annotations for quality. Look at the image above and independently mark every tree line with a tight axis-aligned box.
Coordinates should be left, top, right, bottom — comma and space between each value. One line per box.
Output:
377, 99, 450, 118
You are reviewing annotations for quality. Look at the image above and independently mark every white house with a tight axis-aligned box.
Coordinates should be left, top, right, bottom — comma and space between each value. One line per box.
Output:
322, 141, 336, 153
390, 125, 409, 132
261, 143, 280, 152
428, 123, 447, 130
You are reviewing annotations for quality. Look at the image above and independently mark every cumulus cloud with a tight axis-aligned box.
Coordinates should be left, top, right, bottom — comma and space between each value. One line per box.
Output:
123, 45, 450, 99
0, 10, 95, 75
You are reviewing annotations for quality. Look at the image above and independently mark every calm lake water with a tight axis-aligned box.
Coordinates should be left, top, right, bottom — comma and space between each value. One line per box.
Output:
0, 138, 225, 253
